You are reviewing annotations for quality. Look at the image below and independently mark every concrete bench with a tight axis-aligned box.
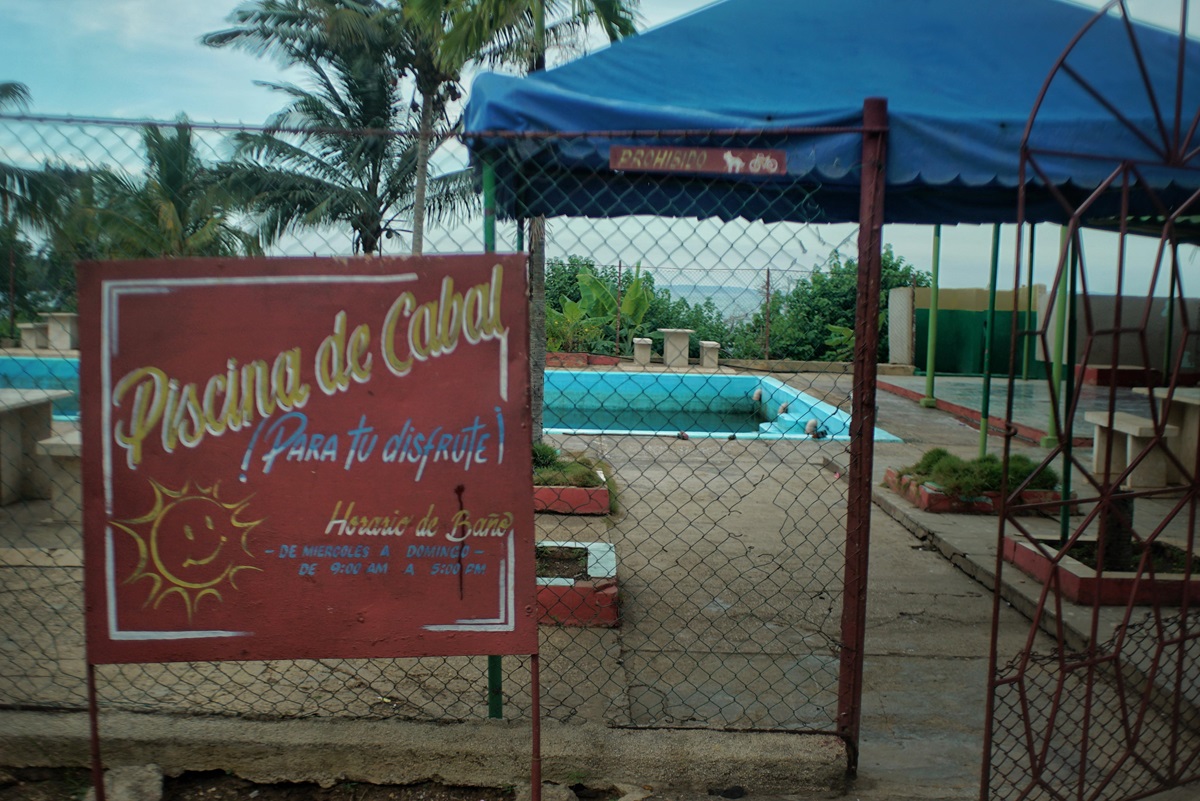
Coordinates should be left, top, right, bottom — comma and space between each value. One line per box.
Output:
37, 429, 80, 520
1084, 410, 1179, 488
699, 341, 719, 370
633, 337, 653, 366
45, 313, 78, 351
17, 322, 48, 350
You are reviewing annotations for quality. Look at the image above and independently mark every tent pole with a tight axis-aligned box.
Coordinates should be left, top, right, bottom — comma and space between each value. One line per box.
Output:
1042, 226, 1070, 448
839, 96, 887, 778
978, 224, 1001, 457
920, 224, 942, 407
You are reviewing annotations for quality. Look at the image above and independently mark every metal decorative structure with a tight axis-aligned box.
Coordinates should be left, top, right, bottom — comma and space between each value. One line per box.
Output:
986, 2, 1200, 799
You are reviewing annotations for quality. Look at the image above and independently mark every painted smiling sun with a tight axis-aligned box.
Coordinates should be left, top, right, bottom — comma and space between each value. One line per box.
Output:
113, 480, 264, 621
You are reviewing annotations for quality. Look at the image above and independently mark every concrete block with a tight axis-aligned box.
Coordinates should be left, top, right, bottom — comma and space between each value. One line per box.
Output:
633, 337, 652, 366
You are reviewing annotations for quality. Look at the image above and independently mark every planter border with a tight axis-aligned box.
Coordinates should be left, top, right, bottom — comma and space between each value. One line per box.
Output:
546, 352, 621, 368
536, 540, 618, 627
1002, 536, 1200, 606
534, 467, 610, 515
884, 467, 1067, 515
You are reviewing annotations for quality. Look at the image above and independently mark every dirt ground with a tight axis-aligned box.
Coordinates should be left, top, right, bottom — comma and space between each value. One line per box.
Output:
0, 767, 522, 801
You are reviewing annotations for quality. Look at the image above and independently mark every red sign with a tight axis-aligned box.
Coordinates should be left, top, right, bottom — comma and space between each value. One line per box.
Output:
80, 256, 535, 664
609, 146, 787, 176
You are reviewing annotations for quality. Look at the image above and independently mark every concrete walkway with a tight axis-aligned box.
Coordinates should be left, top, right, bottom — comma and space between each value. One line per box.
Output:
1, 370, 1196, 801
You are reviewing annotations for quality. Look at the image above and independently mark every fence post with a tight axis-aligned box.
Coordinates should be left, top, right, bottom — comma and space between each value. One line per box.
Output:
838, 96, 887, 776
481, 159, 505, 720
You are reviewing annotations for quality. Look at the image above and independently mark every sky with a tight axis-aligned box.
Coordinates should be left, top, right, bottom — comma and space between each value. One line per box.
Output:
0, 0, 1190, 296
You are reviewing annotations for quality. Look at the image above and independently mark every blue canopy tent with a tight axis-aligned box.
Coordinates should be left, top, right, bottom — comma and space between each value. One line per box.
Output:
460, 1, 1200, 776
464, 0, 1200, 226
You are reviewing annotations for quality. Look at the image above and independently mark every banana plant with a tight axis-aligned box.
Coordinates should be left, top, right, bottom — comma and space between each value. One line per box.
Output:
546, 297, 604, 352
577, 264, 652, 355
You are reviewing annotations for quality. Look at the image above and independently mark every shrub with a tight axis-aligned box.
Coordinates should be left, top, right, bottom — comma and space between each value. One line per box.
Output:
928, 454, 985, 498
1007, 453, 1059, 490
901, 447, 952, 478
532, 442, 560, 469
899, 448, 1060, 498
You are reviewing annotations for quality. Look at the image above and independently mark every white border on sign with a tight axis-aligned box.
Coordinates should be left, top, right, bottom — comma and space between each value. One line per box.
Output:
101, 273, 437, 642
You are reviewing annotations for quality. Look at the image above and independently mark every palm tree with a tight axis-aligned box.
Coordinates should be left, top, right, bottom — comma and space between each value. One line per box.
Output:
45, 120, 261, 261
403, 0, 637, 255
1, 82, 41, 335
105, 122, 262, 258
436, 1, 639, 441
0, 82, 53, 227
440, 0, 638, 72
204, 0, 475, 255
0, 82, 30, 111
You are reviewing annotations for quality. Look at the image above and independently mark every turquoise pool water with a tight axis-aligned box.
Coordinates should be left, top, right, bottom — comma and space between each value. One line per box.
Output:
544, 370, 901, 442
0, 357, 902, 443
0, 356, 79, 419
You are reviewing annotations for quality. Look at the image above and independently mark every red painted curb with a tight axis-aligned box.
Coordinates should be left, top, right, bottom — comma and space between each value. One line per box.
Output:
533, 485, 610, 515
537, 578, 619, 627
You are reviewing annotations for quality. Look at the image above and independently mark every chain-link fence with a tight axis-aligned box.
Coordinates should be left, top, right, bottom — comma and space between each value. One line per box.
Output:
1, 114, 872, 736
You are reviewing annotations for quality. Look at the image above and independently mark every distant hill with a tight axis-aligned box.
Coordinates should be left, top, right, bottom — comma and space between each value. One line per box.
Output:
661, 283, 762, 319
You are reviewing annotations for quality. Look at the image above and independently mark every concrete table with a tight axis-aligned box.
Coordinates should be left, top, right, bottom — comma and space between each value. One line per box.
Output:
0, 388, 72, 505
659, 329, 694, 369
1132, 386, 1200, 480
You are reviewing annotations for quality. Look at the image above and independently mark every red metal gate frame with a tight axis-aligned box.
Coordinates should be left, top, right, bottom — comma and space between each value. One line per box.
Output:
984, 2, 1200, 799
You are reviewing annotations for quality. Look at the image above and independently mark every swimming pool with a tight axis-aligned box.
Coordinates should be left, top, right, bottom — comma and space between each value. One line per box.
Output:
0, 356, 79, 419
0, 356, 901, 442
544, 369, 901, 442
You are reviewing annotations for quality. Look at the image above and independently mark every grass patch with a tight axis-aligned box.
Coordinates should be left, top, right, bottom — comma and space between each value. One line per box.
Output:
533, 458, 604, 488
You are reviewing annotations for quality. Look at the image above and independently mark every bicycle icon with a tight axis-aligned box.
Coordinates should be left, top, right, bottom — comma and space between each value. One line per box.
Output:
748, 153, 779, 174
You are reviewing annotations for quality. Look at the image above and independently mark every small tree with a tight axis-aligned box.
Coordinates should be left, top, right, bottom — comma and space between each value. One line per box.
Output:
727, 245, 929, 362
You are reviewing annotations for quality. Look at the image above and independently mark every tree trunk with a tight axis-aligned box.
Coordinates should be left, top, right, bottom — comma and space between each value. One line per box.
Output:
410, 90, 435, 257
1100, 492, 1136, 572
529, 217, 546, 444
525, 0, 548, 443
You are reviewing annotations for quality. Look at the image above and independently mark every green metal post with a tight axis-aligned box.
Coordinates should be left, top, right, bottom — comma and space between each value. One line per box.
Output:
483, 161, 496, 253
1041, 226, 1070, 448
1022, 225, 1035, 381
1163, 252, 1176, 382
978, 224, 1001, 458
481, 158, 504, 719
920, 224, 942, 408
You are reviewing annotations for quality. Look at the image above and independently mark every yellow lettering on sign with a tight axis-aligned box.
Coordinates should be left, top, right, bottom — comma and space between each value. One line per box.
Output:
381, 264, 510, 399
